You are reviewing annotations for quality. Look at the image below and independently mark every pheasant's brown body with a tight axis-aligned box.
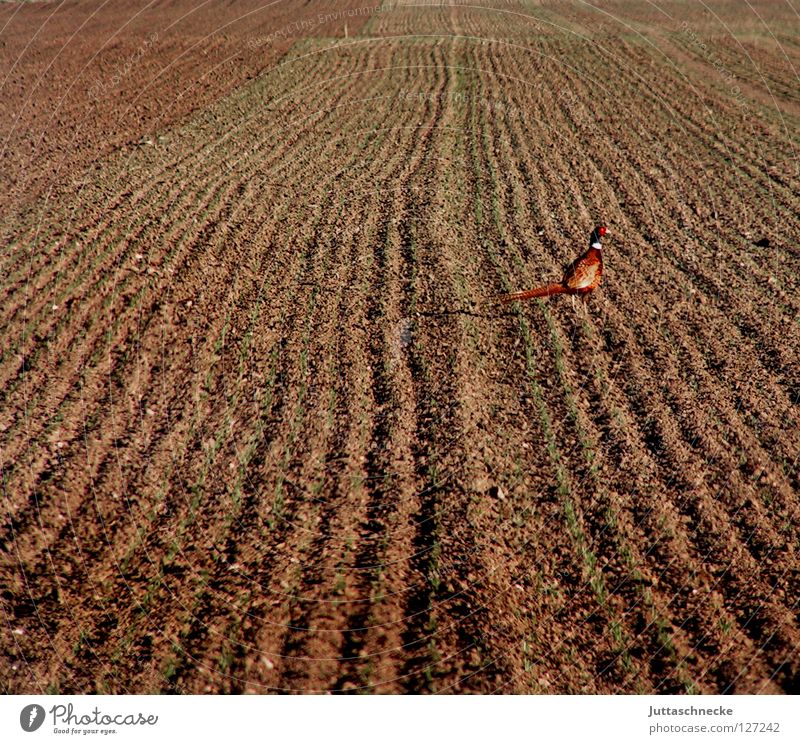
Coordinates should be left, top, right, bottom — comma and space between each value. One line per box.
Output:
499, 235, 605, 304
562, 245, 604, 293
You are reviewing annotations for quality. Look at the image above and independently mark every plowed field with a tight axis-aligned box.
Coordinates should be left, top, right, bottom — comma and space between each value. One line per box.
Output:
2, 1, 799, 694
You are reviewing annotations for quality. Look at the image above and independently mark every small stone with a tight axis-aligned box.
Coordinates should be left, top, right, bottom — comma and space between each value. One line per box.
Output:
489, 485, 506, 501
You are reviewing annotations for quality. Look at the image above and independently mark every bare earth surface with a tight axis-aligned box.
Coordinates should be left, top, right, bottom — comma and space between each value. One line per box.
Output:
1, 0, 799, 694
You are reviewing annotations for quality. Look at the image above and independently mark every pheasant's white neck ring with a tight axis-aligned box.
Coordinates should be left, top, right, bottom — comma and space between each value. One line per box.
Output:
591, 242, 603, 250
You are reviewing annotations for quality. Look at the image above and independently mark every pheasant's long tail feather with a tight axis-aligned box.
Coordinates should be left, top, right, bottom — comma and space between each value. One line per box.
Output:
498, 283, 566, 303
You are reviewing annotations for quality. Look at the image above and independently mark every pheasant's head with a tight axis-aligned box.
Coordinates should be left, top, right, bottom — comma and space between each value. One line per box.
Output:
590, 225, 608, 249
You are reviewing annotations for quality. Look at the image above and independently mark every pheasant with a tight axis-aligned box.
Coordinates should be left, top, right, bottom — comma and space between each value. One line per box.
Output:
499, 226, 608, 303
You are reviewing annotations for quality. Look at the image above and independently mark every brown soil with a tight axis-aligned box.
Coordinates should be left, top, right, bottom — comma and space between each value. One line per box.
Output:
1, 0, 799, 694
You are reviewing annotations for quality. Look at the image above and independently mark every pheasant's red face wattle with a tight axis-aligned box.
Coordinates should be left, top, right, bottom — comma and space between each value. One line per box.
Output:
598, 226, 607, 237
